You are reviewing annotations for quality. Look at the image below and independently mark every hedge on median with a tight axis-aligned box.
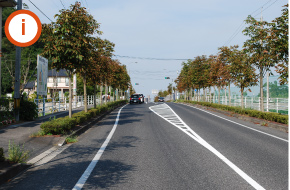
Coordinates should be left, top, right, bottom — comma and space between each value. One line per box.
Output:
180, 100, 288, 125
40, 100, 127, 135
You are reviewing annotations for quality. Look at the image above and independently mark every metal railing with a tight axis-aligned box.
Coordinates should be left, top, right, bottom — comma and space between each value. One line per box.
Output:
34, 95, 103, 116
191, 95, 288, 114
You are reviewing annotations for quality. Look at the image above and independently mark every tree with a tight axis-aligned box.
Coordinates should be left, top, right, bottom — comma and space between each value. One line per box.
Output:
41, 2, 99, 117
229, 48, 258, 108
267, 4, 288, 85
243, 15, 275, 111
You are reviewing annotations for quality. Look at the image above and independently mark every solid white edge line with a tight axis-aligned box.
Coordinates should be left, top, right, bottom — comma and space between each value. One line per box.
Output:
180, 103, 288, 142
149, 103, 266, 190
72, 104, 126, 190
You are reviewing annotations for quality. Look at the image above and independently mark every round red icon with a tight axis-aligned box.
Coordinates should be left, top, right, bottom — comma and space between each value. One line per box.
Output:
5, 10, 42, 47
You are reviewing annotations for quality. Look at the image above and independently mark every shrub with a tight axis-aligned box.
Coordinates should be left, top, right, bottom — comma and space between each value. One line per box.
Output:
7, 141, 29, 163
19, 100, 38, 121
39, 100, 126, 135
40, 117, 76, 135
182, 100, 288, 124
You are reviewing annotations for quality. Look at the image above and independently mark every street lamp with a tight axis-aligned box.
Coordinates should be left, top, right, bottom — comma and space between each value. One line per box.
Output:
0, 0, 17, 98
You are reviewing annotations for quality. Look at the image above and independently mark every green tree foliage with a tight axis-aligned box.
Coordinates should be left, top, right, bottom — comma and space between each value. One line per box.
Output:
229, 46, 258, 108
267, 4, 288, 85
1, 7, 44, 95
41, 2, 101, 117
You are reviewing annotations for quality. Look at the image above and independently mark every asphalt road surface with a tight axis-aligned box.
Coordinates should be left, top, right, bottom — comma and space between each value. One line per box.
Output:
1, 102, 288, 190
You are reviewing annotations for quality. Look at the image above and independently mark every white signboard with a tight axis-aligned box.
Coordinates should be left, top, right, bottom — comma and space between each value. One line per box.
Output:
152, 89, 158, 94
37, 55, 48, 96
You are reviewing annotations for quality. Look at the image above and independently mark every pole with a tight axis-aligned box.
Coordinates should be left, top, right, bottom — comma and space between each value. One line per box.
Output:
14, 0, 22, 121
266, 71, 269, 112
0, 7, 2, 98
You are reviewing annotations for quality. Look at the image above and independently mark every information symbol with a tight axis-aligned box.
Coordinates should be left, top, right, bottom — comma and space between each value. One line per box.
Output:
22, 19, 25, 35
5, 10, 42, 47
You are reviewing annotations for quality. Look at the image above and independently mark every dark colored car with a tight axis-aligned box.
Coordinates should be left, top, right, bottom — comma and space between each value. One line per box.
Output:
158, 97, 165, 102
130, 94, 142, 104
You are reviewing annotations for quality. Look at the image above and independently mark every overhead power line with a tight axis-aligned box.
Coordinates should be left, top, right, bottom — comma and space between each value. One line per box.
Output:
59, 0, 65, 9
114, 55, 192, 61
223, 0, 280, 46
28, 0, 53, 22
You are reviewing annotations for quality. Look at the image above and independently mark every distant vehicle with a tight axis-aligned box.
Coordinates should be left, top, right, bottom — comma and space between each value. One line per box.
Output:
130, 94, 142, 104
158, 97, 165, 102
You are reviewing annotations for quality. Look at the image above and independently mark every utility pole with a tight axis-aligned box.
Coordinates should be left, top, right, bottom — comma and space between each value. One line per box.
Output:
259, 7, 264, 112
14, 0, 22, 121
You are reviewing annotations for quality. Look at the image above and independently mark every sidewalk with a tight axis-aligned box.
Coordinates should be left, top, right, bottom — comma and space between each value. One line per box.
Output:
0, 105, 94, 160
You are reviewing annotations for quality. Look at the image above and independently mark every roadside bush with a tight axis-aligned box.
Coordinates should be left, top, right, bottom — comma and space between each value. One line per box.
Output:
182, 100, 288, 124
7, 141, 29, 163
19, 100, 38, 121
39, 100, 127, 135
40, 117, 76, 135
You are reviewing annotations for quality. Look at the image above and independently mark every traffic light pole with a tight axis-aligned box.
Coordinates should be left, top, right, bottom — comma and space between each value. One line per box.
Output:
14, 0, 22, 121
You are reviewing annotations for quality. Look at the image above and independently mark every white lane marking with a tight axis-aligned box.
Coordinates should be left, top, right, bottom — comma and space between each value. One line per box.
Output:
72, 105, 127, 190
149, 103, 265, 190
180, 103, 288, 142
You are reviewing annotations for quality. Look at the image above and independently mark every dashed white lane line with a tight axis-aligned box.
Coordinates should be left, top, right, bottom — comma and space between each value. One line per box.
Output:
72, 104, 127, 190
180, 103, 288, 143
149, 103, 265, 190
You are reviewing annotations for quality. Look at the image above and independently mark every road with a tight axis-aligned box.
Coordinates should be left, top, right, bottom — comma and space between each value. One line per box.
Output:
1, 102, 288, 190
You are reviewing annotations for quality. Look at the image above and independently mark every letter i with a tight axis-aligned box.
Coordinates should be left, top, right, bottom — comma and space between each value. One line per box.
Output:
22, 19, 25, 35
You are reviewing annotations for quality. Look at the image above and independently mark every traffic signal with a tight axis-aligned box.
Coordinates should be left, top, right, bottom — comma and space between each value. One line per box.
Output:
165, 77, 170, 79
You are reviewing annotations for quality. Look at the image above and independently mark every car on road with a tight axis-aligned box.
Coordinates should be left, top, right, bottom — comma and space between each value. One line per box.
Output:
130, 94, 142, 104
158, 97, 165, 102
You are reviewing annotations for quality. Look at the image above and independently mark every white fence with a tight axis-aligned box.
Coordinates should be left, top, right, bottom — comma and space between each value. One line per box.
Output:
34, 95, 104, 116
191, 95, 288, 114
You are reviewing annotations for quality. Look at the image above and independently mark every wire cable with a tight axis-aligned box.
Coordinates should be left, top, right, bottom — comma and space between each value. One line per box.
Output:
223, 0, 280, 46
59, 0, 65, 9
114, 55, 192, 61
28, 0, 53, 22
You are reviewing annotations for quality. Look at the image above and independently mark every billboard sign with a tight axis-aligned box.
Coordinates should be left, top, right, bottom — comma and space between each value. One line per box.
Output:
37, 55, 48, 95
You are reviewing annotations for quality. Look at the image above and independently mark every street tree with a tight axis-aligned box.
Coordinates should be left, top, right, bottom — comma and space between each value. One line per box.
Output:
243, 15, 275, 111
267, 4, 288, 85
41, 2, 100, 117
229, 48, 258, 108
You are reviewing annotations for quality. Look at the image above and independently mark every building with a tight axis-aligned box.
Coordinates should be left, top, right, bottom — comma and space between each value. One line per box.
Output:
47, 69, 70, 99
23, 69, 70, 99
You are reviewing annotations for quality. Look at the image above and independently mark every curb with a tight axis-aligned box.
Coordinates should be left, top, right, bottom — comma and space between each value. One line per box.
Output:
177, 102, 288, 133
0, 102, 127, 186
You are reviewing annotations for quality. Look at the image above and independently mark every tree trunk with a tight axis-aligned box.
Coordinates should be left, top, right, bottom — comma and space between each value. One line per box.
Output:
260, 68, 264, 112
83, 73, 87, 112
68, 71, 72, 118
228, 82, 231, 106
218, 86, 221, 104
241, 87, 244, 109
100, 85, 103, 106
94, 84, 96, 108
209, 87, 211, 103
190, 87, 192, 101
105, 82, 108, 104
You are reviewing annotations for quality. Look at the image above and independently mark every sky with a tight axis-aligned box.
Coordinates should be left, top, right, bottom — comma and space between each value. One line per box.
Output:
22, 0, 287, 99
